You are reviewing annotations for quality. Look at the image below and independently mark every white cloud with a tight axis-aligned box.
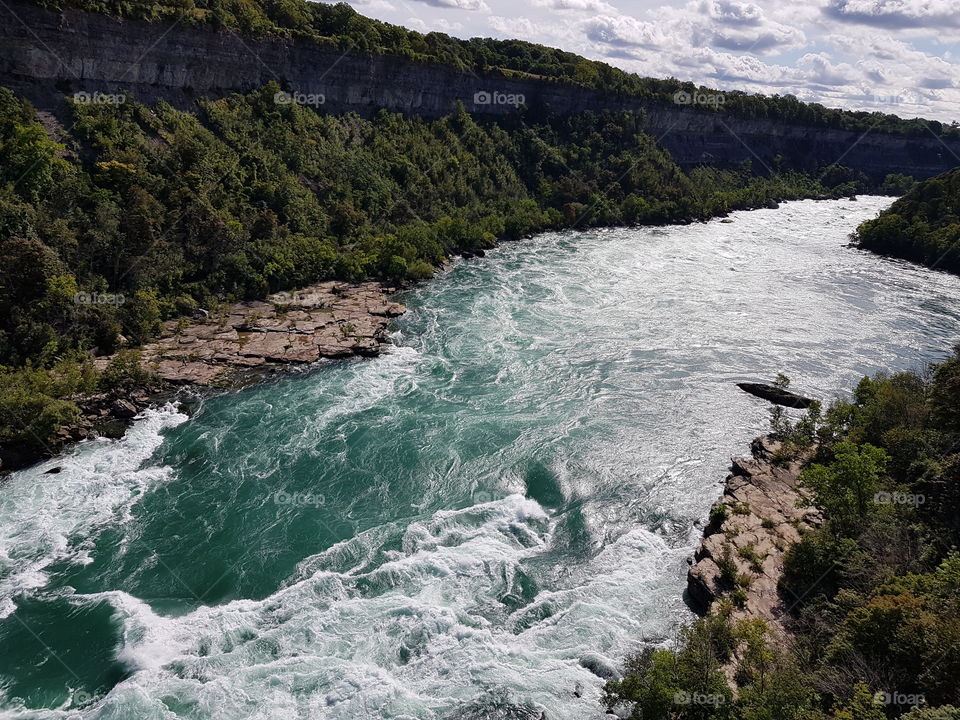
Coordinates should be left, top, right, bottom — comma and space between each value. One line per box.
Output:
824, 0, 960, 29
582, 15, 673, 50
408, 0, 490, 11
342, 0, 397, 11
531, 0, 618, 13
407, 16, 465, 30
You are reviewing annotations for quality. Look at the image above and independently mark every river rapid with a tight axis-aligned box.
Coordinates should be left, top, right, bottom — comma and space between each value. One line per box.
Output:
2, 197, 960, 719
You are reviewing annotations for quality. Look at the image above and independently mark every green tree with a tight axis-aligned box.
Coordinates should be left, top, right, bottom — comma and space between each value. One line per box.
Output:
801, 442, 888, 535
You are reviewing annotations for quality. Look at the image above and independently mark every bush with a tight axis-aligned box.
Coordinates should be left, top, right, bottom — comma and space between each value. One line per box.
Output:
99, 350, 152, 390
406, 259, 435, 280
709, 503, 729, 528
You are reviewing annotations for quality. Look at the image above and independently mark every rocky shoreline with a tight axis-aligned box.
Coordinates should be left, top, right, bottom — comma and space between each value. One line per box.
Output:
96, 280, 406, 386
686, 435, 820, 640
1, 281, 405, 474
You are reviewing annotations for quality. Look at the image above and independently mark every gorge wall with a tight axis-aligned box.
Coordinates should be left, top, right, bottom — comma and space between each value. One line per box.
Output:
2, 0, 958, 180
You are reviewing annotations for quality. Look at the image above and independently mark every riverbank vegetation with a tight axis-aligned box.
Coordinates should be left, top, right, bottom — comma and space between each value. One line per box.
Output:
856, 168, 960, 274
0, 82, 853, 458
604, 349, 960, 718
22, 0, 960, 140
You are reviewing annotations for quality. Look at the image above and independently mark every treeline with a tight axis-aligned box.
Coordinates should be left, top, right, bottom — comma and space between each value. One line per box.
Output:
23, 0, 960, 139
603, 351, 960, 719
856, 168, 960, 274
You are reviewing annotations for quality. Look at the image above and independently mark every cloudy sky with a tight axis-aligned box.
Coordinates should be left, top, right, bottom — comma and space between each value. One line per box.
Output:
336, 0, 960, 122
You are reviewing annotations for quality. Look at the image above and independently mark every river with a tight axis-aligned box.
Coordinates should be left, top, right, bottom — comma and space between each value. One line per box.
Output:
2, 197, 960, 719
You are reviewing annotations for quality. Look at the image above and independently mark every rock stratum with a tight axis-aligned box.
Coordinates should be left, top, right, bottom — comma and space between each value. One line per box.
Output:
687, 435, 820, 640
1, 0, 959, 181
96, 281, 406, 386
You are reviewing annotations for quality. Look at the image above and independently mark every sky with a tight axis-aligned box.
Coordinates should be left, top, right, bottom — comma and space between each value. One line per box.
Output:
334, 0, 960, 123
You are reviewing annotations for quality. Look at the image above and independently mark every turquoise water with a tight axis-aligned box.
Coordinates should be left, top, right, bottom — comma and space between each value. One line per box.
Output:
3, 197, 960, 719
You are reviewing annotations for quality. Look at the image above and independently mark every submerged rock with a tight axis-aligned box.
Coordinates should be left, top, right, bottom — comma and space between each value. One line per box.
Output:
736, 382, 815, 408
579, 652, 618, 679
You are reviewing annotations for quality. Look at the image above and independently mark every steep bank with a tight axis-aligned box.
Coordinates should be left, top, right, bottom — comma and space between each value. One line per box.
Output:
1, 0, 958, 180
687, 435, 820, 640
1, 73, 846, 467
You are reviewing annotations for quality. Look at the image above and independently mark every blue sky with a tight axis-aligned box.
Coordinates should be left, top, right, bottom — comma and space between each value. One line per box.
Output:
336, 0, 960, 122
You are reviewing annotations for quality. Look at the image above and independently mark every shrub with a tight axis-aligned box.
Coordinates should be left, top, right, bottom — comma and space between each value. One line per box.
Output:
709, 503, 729, 528
717, 545, 738, 587
99, 350, 152, 390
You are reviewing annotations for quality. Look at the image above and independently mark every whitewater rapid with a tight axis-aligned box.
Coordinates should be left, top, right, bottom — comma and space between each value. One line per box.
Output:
3, 197, 960, 719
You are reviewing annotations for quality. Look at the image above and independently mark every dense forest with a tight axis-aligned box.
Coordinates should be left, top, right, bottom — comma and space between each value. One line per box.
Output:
856, 169, 960, 274
22, 0, 960, 139
1, 81, 866, 454
603, 351, 960, 719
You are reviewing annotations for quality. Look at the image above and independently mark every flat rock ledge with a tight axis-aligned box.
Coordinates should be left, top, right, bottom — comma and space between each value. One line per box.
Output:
686, 435, 821, 640
96, 281, 406, 385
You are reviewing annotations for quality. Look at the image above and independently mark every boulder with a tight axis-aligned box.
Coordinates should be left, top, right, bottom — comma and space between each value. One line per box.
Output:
110, 399, 138, 418
736, 382, 815, 408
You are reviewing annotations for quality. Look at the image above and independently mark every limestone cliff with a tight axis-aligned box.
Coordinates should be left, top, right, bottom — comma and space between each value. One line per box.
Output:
1, 0, 958, 180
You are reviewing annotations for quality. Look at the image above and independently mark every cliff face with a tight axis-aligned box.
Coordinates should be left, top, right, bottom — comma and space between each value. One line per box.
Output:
2, 0, 958, 180
687, 436, 820, 640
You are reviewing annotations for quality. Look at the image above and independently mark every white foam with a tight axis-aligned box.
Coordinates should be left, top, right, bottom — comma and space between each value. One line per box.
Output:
28, 494, 683, 720
0, 405, 188, 618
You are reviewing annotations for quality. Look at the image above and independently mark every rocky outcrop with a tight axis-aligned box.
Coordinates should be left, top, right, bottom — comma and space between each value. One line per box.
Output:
736, 382, 816, 409
1, 280, 404, 474
94, 280, 405, 385
687, 436, 821, 639
0, 384, 163, 473
1, 0, 958, 181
